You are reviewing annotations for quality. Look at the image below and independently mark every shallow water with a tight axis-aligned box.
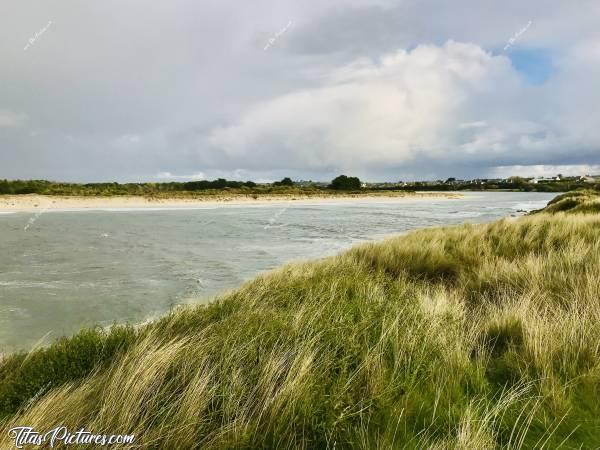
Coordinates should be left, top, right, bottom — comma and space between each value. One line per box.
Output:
0, 192, 555, 352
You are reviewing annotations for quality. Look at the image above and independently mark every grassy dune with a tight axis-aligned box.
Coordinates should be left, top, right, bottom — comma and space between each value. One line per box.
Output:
1, 191, 600, 448
534, 190, 600, 215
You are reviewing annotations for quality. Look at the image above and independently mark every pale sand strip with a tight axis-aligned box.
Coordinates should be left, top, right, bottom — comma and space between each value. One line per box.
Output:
0, 192, 460, 212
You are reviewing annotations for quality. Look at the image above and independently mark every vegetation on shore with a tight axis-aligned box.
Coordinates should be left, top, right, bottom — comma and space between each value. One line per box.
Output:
0, 178, 257, 196
1, 177, 366, 198
329, 175, 362, 190
0, 177, 394, 204
3, 174, 598, 198
531, 189, 600, 215
1, 190, 599, 448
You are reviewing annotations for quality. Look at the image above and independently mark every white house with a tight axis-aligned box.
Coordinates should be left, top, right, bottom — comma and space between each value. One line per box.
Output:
581, 175, 600, 183
530, 176, 560, 184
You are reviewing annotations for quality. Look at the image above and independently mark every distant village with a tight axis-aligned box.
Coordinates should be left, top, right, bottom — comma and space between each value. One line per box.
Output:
295, 174, 600, 192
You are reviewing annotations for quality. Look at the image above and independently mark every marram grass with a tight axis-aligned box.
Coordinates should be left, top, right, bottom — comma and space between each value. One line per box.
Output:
1, 191, 600, 449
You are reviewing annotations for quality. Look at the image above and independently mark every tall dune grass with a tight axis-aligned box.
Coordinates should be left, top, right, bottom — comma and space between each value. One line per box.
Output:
1, 191, 599, 448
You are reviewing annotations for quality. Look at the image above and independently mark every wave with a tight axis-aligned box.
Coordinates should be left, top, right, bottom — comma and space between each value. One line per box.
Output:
511, 201, 549, 212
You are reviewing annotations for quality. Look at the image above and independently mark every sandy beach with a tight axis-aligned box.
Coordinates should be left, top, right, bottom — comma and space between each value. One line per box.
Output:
0, 192, 460, 211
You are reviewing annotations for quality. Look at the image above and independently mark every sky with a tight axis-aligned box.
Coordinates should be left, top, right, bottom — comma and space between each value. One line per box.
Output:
1, 0, 600, 182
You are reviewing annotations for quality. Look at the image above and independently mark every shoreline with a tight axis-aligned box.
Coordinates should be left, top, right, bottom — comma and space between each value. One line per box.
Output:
0, 192, 460, 212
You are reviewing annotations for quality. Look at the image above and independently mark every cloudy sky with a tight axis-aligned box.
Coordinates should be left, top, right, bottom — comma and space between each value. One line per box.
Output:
1, 0, 600, 182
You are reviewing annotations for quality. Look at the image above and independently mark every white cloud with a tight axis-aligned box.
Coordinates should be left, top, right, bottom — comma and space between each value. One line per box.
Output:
459, 121, 488, 129
206, 40, 600, 178
155, 171, 206, 180
112, 134, 141, 149
3, 0, 600, 181
0, 110, 27, 127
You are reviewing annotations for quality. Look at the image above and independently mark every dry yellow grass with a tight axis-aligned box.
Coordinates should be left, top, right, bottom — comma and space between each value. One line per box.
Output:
1, 191, 599, 448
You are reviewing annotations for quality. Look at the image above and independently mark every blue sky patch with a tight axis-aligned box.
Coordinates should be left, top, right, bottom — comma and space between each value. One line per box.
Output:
507, 48, 554, 85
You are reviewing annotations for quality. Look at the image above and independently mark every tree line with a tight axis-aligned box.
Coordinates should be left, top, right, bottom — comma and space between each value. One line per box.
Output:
0, 175, 364, 196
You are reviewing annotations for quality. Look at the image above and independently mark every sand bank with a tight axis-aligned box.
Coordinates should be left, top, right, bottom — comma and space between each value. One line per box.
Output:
0, 192, 460, 211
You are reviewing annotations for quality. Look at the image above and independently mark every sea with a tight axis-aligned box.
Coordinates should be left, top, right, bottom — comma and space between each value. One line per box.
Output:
0, 191, 556, 352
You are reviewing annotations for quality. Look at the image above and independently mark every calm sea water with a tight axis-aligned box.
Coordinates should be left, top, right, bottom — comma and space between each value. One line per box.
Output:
0, 192, 556, 352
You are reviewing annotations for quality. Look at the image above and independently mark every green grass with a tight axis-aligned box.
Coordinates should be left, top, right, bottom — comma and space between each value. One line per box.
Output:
0, 179, 374, 198
1, 191, 600, 448
534, 189, 600, 214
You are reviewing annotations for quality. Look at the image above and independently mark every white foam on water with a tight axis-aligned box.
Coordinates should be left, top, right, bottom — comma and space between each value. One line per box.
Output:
2, 206, 227, 213
511, 201, 549, 211
447, 211, 484, 218
0, 280, 63, 288
47, 206, 224, 212
97, 206, 222, 212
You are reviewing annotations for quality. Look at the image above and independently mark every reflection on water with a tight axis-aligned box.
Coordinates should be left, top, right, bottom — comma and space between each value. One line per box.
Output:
0, 192, 555, 352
